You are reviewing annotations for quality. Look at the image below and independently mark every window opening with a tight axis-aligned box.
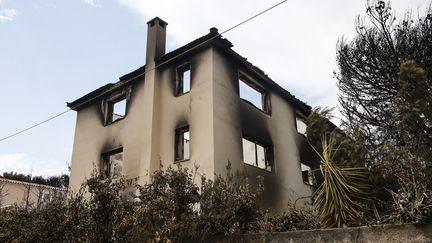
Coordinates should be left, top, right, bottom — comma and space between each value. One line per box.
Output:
296, 117, 307, 136
175, 127, 190, 161
177, 65, 191, 95
101, 148, 124, 178
301, 163, 316, 186
113, 99, 126, 121
102, 86, 131, 126
107, 96, 127, 124
42, 191, 50, 202
239, 79, 264, 110
242, 138, 273, 171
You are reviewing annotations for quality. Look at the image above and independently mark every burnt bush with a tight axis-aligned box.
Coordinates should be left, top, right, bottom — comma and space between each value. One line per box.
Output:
1, 165, 319, 242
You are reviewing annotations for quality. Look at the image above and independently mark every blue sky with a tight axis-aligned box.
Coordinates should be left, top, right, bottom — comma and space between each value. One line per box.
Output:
0, 0, 429, 177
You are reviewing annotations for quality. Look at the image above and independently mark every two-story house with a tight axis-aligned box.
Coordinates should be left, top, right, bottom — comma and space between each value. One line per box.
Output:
67, 17, 318, 211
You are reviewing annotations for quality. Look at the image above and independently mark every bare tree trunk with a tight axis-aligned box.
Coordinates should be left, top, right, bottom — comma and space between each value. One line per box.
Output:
0, 181, 9, 207
22, 183, 32, 210
33, 185, 47, 209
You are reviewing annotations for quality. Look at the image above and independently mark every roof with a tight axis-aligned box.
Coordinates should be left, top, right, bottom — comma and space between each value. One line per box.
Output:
66, 66, 145, 110
67, 28, 311, 115
0, 177, 67, 191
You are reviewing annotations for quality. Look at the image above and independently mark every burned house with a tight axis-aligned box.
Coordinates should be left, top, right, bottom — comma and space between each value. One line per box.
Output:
67, 17, 318, 211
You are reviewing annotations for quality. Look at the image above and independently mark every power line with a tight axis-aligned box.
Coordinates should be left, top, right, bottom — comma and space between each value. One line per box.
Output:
0, 0, 288, 142
0, 109, 71, 142
135, 0, 289, 79
73, 0, 289, 109
220, 0, 287, 35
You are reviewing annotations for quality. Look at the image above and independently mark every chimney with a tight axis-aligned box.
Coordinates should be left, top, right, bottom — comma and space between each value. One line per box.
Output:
146, 17, 167, 66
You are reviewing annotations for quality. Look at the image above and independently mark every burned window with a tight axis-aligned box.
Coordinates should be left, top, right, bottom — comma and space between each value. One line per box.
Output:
296, 116, 307, 136
107, 96, 126, 123
239, 76, 270, 113
101, 148, 124, 179
175, 126, 190, 161
176, 64, 191, 95
102, 87, 131, 126
301, 163, 316, 186
242, 138, 273, 172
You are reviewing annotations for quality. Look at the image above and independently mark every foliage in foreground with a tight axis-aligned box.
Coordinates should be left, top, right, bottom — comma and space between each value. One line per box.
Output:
334, 0, 432, 225
263, 202, 320, 232
0, 166, 319, 242
312, 135, 369, 228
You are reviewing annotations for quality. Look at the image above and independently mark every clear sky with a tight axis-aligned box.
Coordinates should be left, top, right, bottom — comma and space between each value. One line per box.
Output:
0, 0, 429, 177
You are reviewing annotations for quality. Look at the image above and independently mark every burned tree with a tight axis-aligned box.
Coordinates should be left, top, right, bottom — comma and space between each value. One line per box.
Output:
336, 0, 432, 223
336, 0, 432, 164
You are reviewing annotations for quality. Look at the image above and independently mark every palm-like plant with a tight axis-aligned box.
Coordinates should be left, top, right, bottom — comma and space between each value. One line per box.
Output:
313, 134, 368, 228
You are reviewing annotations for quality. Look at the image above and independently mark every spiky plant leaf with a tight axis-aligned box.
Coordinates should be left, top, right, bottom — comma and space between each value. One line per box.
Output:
313, 134, 369, 228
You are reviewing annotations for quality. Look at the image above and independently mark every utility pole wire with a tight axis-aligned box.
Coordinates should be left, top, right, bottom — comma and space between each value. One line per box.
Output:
134, 0, 289, 79
0, 0, 288, 142
220, 0, 287, 35
0, 109, 71, 142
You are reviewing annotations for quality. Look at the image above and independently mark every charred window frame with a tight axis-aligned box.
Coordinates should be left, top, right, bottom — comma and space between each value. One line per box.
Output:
238, 73, 271, 114
174, 126, 190, 162
296, 115, 307, 136
102, 87, 131, 126
100, 147, 124, 179
175, 63, 191, 96
301, 163, 316, 186
242, 137, 274, 172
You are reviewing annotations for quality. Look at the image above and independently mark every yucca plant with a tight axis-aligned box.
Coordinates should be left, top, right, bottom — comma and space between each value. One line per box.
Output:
313, 134, 369, 228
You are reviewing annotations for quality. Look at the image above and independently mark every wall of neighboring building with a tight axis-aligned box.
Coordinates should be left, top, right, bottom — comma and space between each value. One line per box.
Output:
211, 48, 313, 211
0, 179, 65, 208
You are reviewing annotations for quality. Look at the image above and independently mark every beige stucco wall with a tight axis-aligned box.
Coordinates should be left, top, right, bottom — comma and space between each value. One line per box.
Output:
69, 80, 147, 191
211, 49, 312, 211
69, 49, 217, 191
155, 48, 215, 179
0, 179, 65, 208
68, 20, 313, 211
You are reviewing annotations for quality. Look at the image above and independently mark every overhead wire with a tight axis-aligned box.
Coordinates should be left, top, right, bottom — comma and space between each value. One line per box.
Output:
0, 109, 72, 142
0, 0, 288, 142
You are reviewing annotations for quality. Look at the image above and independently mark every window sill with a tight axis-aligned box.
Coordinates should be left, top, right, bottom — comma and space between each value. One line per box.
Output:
175, 91, 190, 97
243, 162, 275, 174
297, 132, 307, 138
240, 98, 272, 117
303, 182, 317, 188
104, 117, 126, 126
174, 159, 190, 163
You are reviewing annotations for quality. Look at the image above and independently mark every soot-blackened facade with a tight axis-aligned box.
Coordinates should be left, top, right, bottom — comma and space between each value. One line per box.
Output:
67, 17, 319, 211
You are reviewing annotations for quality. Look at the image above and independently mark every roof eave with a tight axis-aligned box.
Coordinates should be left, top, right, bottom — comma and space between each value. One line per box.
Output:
67, 66, 146, 111
215, 45, 312, 116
